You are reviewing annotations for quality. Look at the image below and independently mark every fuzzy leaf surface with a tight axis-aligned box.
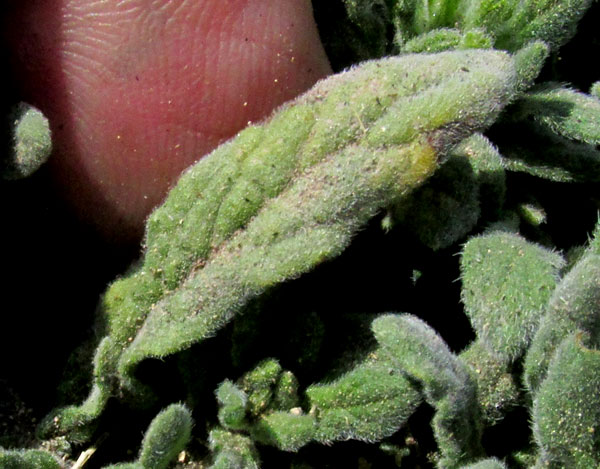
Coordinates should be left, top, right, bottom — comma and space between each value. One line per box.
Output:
0, 449, 61, 469
45, 49, 518, 440
342, 0, 591, 52
525, 236, 600, 391
2, 102, 52, 180
208, 429, 260, 469
509, 85, 600, 145
461, 231, 565, 363
306, 357, 422, 443
113, 50, 517, 383
373, 314, 483, 467
532, 334, 600, 468
138, 404, 193, 469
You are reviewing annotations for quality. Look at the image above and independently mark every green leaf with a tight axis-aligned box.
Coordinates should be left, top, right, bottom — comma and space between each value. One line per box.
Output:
216, 380, 248, 431
344, 0, 590, 53
250, 412, 316, 452
588, 218, 600, 256
238, 359, 282, 417
524, 250, 600, 392
492, 83, 600, 183
460, 0, 592, 51
0, 449, 61, 469
532, 334, 600, 468
400, 28, 493, 53
460, 458, 508, 468
459, 342, 521, 425
215, 345, 421, 450
213, 360, 310, 452
307, 356, 422, 444
116, 50, 516, 384
391, 153, 480, 250
453, 133, 507, 220
508, 85, 600, 145
461, 231, 565, 363
511, 41, 550, 91
373, 314, 484, 467
496, 130, 600, 182
45, 49, 519, 441
2, 102, 52, 180
208, 428, 260, 469
343, 0, 395, 58
138, 404, 193, 469
37, 337, 118, 441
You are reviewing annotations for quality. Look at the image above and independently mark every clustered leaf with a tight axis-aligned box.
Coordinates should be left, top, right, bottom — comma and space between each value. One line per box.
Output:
0, 448, 61, 469
373, 315, 484, 467
212, 314, 482, 466
5, 1, 600, 467
524, 244, 600, 392
339, 0, 592, 53
39, 48, 518, 443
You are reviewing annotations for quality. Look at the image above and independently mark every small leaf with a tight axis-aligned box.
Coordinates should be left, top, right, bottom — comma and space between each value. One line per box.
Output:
509, 84, 600, 145
239, 359, 282, 417
2, 102, 52, 180
511, 41, 550, 91
307, 357, 422, 443
454, 133, 507, 220
524, 250, 600, 392
532, 334, 600, 468
208, 428, 260, 469
460, 342, 521, 425
461, 231, 565, 363
138, 404, 193, 469
373, 314, 484, 467
216, 380, 248, 431
0, 449, 61, 469
251, 412, 316, 451
460, 458, 508, 468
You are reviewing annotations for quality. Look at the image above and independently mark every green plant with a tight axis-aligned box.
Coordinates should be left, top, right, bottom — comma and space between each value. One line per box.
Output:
103, 404, 193, 469
2, 0, 600, 467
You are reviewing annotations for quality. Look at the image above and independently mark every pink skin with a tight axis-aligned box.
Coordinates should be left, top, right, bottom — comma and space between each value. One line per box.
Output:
5, 0, 331, 243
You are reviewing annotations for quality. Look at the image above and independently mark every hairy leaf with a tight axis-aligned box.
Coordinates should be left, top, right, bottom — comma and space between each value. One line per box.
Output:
373, 314, 484, 467
532, 334, 600, 468
461, 231, 565, 363
42, 49, 518, 441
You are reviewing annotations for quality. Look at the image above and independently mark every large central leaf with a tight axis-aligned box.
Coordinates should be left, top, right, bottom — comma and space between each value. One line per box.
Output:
41, 49, 519, 441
